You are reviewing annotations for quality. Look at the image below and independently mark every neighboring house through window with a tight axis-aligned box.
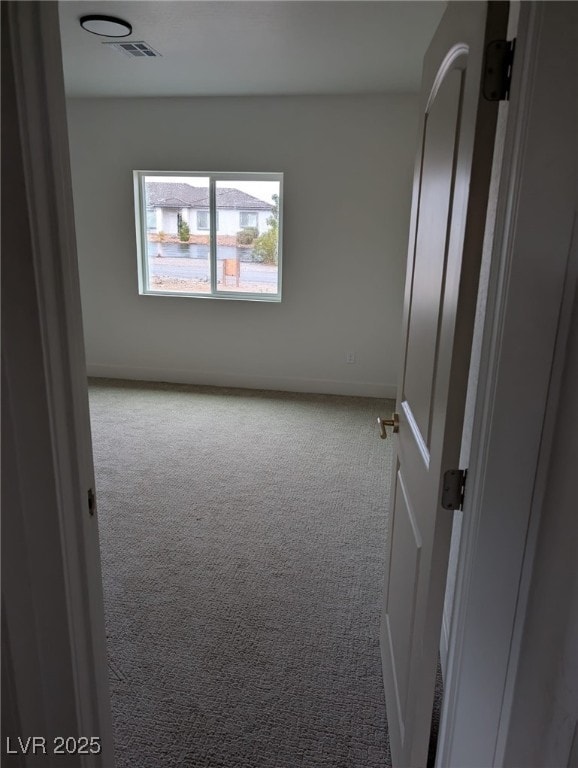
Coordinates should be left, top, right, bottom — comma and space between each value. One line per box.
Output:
134, 171, 283, 300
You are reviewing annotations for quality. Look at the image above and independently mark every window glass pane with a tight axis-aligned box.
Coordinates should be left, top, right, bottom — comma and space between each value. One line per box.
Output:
215, 179, 280, 295
240, 211, 258, 228
197, 210, 209, 230
143, 175, 211, 293
196, 210, 220, 231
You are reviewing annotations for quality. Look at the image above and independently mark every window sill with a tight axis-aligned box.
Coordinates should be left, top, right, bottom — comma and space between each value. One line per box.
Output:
139, 288, 282, 303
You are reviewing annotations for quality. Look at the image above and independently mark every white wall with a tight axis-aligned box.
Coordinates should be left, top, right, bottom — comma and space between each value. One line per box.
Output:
67, 95, 417, 396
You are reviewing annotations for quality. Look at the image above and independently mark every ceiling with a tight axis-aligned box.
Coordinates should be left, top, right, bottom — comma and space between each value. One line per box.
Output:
59, 1, 446, 98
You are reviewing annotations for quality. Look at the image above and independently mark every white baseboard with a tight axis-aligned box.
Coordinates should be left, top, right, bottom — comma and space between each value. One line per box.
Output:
86, 363, 397, 399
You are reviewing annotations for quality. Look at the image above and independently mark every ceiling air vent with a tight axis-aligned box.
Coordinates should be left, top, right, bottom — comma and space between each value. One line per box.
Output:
103, 41, 161, 58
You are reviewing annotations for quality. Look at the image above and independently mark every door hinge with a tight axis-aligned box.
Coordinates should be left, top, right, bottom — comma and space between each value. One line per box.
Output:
441, 469, 468, 511
88, 487, 96, 516
483, 38, 516, 101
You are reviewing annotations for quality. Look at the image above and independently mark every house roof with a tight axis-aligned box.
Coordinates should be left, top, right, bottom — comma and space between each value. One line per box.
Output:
146, 182, 273, 211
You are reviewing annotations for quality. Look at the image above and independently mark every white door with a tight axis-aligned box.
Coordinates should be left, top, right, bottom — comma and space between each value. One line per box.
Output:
380, 3, 510, 765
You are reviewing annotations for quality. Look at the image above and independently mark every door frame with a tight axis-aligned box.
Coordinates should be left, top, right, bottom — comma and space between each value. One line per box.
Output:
2, 3, 113, 764
3, 2, 574, 766
437, 2, 577, 765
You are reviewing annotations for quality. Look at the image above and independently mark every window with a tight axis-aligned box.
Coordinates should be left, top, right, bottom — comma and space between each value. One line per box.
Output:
146, 208, 156, 230
197, 210, 220, 231
197, 210, 209, 230
240, 211, 258, 229
134, 171, 283, 300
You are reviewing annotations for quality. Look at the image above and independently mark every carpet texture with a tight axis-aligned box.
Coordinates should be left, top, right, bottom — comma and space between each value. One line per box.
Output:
89, 379, 396, 767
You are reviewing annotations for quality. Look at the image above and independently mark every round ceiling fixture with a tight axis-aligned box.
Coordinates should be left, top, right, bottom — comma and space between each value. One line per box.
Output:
79, 15, 132, 38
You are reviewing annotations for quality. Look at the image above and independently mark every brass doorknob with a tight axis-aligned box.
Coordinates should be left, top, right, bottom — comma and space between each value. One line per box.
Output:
377, 412, 399, 439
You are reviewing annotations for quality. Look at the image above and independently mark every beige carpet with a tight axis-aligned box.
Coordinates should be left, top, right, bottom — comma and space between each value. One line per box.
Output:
89, 379, 395, 767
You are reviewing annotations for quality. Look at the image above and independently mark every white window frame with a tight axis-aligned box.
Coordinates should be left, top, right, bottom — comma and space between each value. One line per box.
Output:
134, 170, 283, 302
